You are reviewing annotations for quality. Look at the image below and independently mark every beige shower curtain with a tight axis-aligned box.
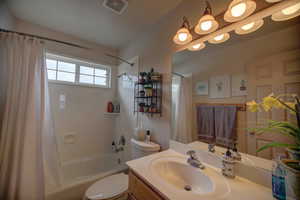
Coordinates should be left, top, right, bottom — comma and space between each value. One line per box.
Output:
0, 33, 61, 200
172, 76, 193, 144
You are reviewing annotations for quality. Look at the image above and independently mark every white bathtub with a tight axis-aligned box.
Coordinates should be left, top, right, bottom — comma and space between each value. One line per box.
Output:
46, 152, 128, 200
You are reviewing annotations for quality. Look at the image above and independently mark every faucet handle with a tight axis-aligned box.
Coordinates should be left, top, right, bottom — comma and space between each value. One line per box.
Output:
186, 150, 197, 159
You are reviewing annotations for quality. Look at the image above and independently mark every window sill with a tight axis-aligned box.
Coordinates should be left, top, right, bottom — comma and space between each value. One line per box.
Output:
48, 80, 111, 89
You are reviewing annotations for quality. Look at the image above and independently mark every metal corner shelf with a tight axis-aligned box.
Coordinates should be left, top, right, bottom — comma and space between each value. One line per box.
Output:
134, 76, 162, 117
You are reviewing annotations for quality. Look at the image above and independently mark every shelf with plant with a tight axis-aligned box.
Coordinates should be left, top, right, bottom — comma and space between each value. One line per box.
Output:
134, 69, 162, 117
247, 93, 300, 198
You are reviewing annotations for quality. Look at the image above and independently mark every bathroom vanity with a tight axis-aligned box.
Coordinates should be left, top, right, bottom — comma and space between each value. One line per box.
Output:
128, 170, 164, 200
127, 149, 273, 200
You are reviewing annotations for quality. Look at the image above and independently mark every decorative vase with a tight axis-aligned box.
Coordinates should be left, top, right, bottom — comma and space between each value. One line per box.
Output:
280, 159, 300, 199
287, 148, 300, 160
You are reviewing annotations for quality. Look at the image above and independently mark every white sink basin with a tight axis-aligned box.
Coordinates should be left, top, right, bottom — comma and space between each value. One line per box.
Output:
149, 156, 230, 199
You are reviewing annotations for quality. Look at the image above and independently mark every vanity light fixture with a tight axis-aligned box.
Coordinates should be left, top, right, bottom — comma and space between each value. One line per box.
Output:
265, 0, 282, 2
188, 42, 206, 51
208, 33, 230, 44
173, 17, 193, 45
271, 2, 300, 21
224, 0, 256, 22
235, 19, 264, 35
194, 1, 219, 35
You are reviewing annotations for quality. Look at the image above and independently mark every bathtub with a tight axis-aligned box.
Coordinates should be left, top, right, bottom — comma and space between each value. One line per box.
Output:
46, 152, 128, 200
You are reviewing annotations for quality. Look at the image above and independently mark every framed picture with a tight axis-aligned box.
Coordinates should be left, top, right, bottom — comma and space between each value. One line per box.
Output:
195, 80, 209, 95
231, 74, 247, 96
209, 75, 230, 98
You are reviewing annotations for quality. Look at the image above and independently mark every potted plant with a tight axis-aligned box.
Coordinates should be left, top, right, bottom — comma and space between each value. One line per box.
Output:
247, 93, 300, 198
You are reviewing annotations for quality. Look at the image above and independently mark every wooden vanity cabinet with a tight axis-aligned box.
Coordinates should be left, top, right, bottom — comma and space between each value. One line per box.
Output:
128, 170, 166, 200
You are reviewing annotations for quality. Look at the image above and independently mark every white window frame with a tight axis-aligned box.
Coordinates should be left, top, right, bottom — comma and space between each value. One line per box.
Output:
46, 53, 111, 89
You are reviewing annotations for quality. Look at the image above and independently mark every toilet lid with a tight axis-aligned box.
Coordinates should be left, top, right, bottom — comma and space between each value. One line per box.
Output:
85, 173, 128, 200
131, 138, 160, 152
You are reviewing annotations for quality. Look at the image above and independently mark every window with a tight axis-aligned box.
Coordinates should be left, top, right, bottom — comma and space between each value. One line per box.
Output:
46, 53, 111, 88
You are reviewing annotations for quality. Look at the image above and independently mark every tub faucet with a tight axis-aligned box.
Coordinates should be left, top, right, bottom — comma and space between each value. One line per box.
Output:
112, 141, 124, 153
186, 150, 205, 169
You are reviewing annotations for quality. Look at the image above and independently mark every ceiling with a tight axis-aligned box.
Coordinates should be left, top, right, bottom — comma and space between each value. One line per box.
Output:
7, 0, 183, 49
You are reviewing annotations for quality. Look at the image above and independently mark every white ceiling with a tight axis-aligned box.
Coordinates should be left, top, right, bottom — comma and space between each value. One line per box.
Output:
7, 0, 183, 49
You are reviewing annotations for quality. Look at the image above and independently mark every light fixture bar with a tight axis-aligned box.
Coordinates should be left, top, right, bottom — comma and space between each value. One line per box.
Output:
178, 0, 299, 52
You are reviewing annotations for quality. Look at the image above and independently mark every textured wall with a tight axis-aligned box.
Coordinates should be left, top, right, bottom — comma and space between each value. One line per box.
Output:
0, 2, 15, 30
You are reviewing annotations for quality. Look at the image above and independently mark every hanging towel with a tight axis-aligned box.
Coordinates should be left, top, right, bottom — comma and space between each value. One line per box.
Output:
214, 106, 237, 148
196, 105, 215, 143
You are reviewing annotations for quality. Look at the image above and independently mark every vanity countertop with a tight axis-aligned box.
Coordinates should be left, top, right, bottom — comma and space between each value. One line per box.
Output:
126, 149, 273, 200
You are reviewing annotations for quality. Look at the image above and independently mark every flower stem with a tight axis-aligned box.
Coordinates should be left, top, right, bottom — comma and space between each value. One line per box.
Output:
275, 97, 297, 113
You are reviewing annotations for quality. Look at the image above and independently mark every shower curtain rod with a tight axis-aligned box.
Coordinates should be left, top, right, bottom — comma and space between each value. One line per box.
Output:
0, 28, 89, 50
0, 28, 136, 67
105, 53, 134, 67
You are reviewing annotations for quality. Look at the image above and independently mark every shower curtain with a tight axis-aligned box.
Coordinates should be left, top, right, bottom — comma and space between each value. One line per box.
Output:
0, 33, 61, 199
172, 76, 193, 143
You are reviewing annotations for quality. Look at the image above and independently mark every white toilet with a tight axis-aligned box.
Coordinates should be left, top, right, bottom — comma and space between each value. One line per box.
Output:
84, 138, 160, 200
130, 138, 161, 159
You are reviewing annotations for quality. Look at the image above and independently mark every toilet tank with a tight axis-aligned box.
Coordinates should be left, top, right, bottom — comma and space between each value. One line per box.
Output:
130, 138, 160, 159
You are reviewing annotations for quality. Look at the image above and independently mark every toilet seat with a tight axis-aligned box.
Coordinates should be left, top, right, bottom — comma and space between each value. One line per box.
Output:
85, 173, 128, 200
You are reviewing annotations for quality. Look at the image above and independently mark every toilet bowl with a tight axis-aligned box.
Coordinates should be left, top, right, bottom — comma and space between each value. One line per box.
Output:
84, 173, 128, 200
84, 139, 160, 200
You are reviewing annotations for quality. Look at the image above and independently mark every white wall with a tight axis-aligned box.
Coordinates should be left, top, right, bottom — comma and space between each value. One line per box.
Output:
0, 1, 15, 30
118, 0, 219, 149
187, 23, 300, 104
114, 57, 139, 163
14, 19, 121, 182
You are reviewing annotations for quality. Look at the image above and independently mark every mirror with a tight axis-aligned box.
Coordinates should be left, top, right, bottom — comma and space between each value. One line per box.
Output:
171, 16, 300, 167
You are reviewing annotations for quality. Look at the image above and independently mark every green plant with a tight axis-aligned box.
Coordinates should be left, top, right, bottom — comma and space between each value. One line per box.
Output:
247, 93, 300, 155
249, 120, 300, 152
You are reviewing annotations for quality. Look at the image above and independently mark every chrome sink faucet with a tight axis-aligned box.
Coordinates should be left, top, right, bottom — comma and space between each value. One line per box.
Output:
186, 150, 205, 169
208, 143, 216, 153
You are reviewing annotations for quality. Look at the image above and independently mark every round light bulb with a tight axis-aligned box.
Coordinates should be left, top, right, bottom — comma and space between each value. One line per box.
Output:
178, 32, 188, 42
200, 20, 213, 31
214, 34, 224, 41
231, 2, 247, 17
188, 42, 205, 51
192, 43, 202, 49
281, 3, 300, 15
241, 22, 255, 30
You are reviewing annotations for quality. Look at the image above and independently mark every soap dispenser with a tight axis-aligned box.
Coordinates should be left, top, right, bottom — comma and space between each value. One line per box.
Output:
145, 130, 151, 143
222, 148, 236, 179
232, 143, 242, 161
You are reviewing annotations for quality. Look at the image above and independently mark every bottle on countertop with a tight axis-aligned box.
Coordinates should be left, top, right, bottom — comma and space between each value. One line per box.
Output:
145, 130, 151, 143
272, 157, 286, 200
222, 148, 236, 179
232, 143, 241, 161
